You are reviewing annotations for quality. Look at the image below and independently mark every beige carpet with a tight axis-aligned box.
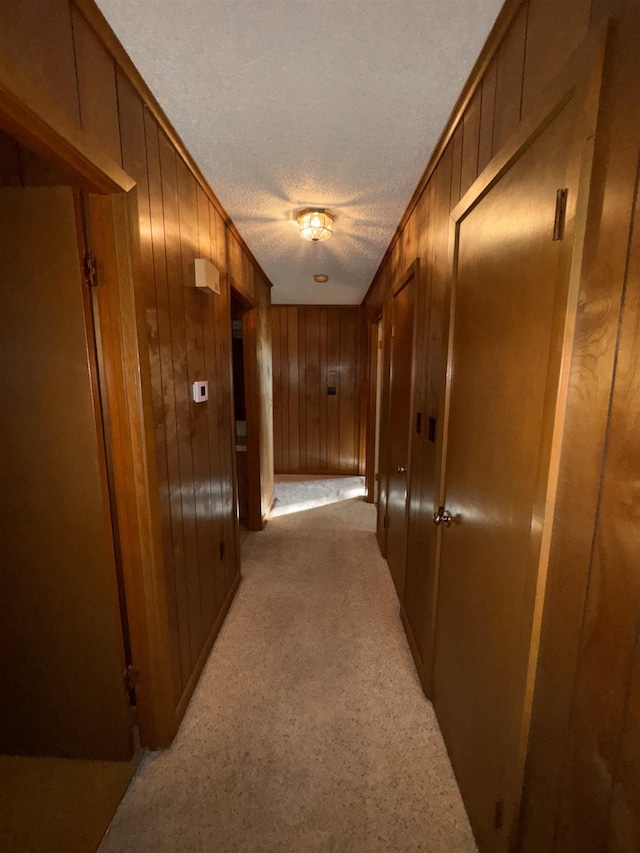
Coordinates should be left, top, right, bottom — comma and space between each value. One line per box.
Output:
101, 477, 476, 852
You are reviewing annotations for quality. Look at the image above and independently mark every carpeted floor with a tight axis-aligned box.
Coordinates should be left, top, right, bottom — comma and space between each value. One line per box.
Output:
101, 477, 476, 852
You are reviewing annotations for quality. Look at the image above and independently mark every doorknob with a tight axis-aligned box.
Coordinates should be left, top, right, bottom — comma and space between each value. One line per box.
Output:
396, 465, 407, 474
433, 506, 452, 527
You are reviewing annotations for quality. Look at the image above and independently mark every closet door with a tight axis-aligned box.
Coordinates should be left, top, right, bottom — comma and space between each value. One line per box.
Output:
0, 186, 133, 760
384, 261, 418, 601
432, 88, 589, 850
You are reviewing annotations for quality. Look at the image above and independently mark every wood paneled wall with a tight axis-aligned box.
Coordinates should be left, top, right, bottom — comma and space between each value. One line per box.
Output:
0, 0, 273, 743
272, 306, 364, 475
363, 0, 640, 847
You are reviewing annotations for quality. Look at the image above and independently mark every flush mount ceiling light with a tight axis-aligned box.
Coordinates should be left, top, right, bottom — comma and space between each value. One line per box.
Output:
297, 208, 334, 242
313, 274, 329, 283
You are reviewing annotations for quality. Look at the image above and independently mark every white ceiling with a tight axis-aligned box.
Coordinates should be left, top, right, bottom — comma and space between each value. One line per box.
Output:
97, 0, 503, 304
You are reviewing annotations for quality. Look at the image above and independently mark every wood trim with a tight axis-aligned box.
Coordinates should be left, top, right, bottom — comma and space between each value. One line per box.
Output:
0, 58, 133, 195
87, 191, 176, 748
174, 572, 241, 723
231, 283, 264, 531
72, 0, 273, 288
361, 0, 525, 307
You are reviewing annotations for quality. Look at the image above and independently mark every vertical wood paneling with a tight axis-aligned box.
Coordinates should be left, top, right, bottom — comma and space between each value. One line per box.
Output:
339, 309, 357, 470
0, 132, 22, 186
272, 306, 362, 474
271, 307, 282, 472
287, 307, 300, 472
449, 125, 464, 206
305, 308, 321, 471
279, 306, 290, 471
493, 1, 528, 154
298, 308, 308, 471
71, 7, 121, 165
364, 2, 640, 850
139, 109, 188, 696
521, 0, 591, 116
195, 185, 219, 631
157, 133, 202, 670
326, 308, 341, 472
0, 0, 81, 128
477, 54, 499, 174
461, 86, 481, 197
1, 0, 271, 746
116, 76, 183, 699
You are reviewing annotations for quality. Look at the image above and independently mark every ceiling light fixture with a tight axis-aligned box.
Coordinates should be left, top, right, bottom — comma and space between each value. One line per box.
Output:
297, 208, 334, 242
313, 274, 329, 283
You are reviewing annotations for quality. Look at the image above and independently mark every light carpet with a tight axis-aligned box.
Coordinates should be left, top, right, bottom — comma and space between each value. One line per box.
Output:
101, 477, 476, 852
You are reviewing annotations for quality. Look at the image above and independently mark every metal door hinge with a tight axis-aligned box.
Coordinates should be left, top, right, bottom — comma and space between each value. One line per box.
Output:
124, 665, 141, 692
553, 188, 568, 241
84, 250, 99, 288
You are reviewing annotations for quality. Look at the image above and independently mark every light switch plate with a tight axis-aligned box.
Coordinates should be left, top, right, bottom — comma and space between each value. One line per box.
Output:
192, 380, 208, 402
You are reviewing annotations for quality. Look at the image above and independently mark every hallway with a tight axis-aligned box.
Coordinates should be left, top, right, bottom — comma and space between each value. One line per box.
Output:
101, 478, 475, 852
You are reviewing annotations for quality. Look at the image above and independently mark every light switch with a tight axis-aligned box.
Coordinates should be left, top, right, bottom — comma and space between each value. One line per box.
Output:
192, 380, 208, 403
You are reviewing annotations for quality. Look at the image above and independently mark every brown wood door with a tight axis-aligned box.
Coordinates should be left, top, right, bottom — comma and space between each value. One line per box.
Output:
433, 98, 581, 850
385, 262, 418, 600
0, 186, 133, 759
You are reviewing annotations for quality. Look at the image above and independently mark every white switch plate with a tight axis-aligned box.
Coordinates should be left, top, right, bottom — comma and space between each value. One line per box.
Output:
192, 380, 208, 403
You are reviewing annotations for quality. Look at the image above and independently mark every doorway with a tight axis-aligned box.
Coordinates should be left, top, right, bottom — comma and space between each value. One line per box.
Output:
230, 288, 264, 531
0, 132, 139, 849
373, 316, 384, 504
231, 294, 250, 527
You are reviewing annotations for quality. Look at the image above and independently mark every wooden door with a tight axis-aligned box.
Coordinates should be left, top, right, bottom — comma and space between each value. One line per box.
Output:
384, 261, 418, 600
0, 186, 133, 760
433, 96, 583, 850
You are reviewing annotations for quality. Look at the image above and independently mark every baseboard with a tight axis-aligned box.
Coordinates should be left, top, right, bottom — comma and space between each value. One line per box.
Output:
173, 572, 241, 727
400, 605, 432, 700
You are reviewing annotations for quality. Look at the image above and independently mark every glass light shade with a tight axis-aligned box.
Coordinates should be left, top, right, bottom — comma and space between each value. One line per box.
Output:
297, 208, 334, 242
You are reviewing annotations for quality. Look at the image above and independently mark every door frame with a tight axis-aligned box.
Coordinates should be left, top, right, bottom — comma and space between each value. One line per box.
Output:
230, 284, 264, 531
430, 28, 607, 846
0, 101, 176, 748
377, 258, 421, 571
365, 311, 383, 503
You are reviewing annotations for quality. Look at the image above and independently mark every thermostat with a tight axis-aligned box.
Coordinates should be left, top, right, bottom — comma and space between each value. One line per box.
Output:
192, 380, 208, 403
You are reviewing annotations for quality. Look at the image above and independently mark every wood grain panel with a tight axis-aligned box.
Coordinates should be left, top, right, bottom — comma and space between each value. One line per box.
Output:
0, 0, 81, 128
521, 0, 591, 116
477, 55, 498, 175
0, 186, 131, 759
71, 6, 121, 165
555, 147, 640, 853
363, 3, 640, 851
287, 307, 300, 472
157, 132, 203, 671
139, 108, 190, 694
272, 306, 363, 474
461, 85, 481, 197
115, 75, 183, 702
492, 1, 528, 154
0, 130, 21, 186
449, 125, 463, 207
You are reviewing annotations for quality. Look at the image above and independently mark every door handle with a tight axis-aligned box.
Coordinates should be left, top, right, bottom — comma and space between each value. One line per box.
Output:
433, 506, 452, 527
396, 465, 407, 474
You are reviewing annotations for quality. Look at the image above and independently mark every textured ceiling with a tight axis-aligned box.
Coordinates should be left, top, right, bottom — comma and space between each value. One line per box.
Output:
96, 0, 503, 304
